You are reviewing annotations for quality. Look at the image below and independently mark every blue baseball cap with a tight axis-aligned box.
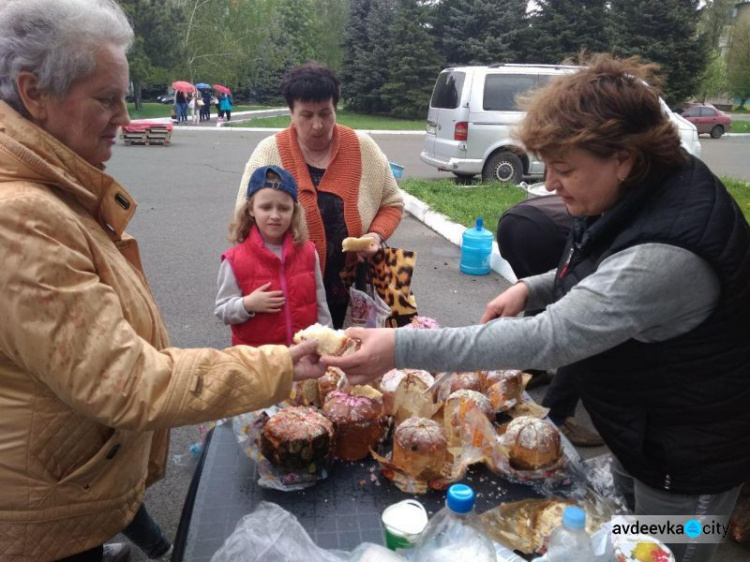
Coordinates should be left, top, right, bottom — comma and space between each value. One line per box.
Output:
246, 165, 298, 202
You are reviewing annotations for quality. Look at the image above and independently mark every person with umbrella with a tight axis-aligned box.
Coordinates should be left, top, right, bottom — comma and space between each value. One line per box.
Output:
215, 84, 233, 121
196, 82, 211, 122
172, 80, 193, 124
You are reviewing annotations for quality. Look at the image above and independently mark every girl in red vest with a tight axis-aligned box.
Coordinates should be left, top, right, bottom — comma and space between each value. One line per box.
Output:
215, 165, 332, 346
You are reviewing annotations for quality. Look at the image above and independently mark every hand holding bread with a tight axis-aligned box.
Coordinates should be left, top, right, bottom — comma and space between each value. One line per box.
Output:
289, 339, 327, 381
342, 235, 379, 255
322, 327, 395, 384
293, 323, 351, 356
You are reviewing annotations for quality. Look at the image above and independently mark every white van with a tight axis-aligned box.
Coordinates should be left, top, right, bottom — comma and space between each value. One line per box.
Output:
420, 64, 702, 184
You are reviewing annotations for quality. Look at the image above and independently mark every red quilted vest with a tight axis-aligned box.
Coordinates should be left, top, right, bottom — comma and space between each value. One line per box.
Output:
222, 226, 318, 346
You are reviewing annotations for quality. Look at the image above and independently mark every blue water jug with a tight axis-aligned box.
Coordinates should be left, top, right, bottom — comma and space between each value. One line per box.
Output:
460, 217, 493, 275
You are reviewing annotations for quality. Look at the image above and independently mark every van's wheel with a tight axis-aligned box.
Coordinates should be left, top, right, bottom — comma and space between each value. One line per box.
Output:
483, 151, 523, 183
710, 125, 724, 139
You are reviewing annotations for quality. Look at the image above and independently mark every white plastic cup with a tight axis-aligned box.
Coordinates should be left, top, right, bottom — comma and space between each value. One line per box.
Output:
382, 499, 428, 550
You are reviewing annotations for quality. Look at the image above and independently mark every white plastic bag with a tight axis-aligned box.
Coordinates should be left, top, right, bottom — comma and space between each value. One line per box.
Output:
343, 285, 391, 329
210, 501, 406, 562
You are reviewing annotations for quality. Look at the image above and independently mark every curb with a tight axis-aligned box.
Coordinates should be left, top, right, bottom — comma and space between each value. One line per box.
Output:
399, 189, 518, 283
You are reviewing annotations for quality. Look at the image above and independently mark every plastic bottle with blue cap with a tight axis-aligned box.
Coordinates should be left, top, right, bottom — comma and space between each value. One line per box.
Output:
414, 483, 495, 562
460, 217, 494, 275
533, 505, 594, 561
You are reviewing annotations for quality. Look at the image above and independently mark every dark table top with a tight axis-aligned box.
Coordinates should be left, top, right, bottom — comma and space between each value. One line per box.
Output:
178, 421, 581, 562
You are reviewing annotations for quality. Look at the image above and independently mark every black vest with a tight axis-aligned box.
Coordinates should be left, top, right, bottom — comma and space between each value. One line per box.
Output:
554, 156, 750, 494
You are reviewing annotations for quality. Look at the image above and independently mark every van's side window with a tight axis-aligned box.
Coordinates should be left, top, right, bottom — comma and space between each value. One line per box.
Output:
483, 74, 539, 111
431, 71, 466, 109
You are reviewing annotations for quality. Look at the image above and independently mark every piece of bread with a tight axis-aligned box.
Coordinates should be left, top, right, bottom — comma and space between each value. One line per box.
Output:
392, 417, 447, 478
504, 416, 562, 471
293, 323, 349, 356
289, 379, 320, 407
481, 369, 523, 393
322, 386, 386, 461
443, 389, 494, 446
379, 368, 434, 415
447, 372, 483, 394
484, 370, 524, 412
342, 236, 376, 252
318, 366, 349, 404
260, 407, 334, 469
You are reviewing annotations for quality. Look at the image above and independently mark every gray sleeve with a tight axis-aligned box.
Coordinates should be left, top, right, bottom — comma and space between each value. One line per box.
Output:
315, 252, 333, 327
214, 260, 254, 325
395, 244, 720, 372
523, 269, 558, 310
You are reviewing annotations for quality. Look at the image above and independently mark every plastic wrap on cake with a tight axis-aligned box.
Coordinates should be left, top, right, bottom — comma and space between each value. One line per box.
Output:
479, 497, 607, 555
232, 405, 333, 491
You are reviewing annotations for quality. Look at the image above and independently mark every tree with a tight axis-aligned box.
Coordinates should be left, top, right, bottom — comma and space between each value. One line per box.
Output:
696, 49, 728, 102
527, 0, 611, 64
610, 0, 709, 107
699, 0, 735, 52
310, 0, 350, 71
341, 0, 371, 111
341, 0, 394, 114
727, 20, 750, 108
380, 0, 443, 119
176, 0, 272, 90
430, 0, 527, 66
361, 0, 397, 113
118, 0, 183, 109
341, 0, 374, 111
243, 0, 348, 103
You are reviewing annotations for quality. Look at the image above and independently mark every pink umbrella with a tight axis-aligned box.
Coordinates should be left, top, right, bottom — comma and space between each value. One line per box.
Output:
171, 81, 195, 94
212, 84, 231, 95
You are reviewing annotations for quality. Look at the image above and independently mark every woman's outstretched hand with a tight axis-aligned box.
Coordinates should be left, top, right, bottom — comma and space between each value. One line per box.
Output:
289, 340, 327, 381
480, 281, 530, 323
323, 328, 395, 384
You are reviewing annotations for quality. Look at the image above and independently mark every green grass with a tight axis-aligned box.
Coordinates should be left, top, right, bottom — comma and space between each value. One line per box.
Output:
731, 120, 750, 133
401, 176, 750, 228
401, 178, 526, 229
126, 102, 265, 120
227, 109, 425, 130
723, 177, 750, 221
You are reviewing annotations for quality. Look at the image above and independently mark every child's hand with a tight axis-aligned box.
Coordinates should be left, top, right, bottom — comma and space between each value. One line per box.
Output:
243, 282, 285, 313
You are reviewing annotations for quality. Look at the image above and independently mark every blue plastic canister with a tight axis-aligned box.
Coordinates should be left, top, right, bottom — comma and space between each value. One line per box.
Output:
460, 217, 493, 275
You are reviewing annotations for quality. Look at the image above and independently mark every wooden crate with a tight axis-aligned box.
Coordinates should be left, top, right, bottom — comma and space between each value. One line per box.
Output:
120, 123, 173, 146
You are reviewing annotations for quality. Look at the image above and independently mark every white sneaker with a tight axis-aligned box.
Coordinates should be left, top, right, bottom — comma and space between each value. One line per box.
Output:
149, 544, 173, 561
102, 542, 131, 562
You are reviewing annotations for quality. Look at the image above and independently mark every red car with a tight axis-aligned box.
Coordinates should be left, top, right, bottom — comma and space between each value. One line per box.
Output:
680, 103, 732, 138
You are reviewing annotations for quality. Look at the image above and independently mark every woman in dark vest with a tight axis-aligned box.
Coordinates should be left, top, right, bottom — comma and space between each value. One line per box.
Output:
327, 54, 750, 562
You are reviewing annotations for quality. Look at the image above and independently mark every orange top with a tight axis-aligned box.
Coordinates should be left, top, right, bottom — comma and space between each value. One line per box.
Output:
275, 125, 403, 271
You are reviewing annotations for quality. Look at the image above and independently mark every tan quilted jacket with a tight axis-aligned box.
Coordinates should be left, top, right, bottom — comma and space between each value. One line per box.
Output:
0, 102, 294, 561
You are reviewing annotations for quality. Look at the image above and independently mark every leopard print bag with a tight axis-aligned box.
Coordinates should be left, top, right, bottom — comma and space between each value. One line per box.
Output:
340, 246, 418, 328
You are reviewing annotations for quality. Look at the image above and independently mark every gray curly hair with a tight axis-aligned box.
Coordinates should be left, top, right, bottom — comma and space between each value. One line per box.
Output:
0, 0, 134, 117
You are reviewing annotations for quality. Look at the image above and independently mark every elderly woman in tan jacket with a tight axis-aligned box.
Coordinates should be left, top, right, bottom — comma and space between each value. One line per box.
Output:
0, 2, 369, 560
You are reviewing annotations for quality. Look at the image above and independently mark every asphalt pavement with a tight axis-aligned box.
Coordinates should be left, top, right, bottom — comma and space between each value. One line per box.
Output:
106, 129, 749, 561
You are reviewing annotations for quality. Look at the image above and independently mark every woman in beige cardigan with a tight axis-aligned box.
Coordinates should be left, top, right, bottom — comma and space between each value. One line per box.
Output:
235, 62, 404, 328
